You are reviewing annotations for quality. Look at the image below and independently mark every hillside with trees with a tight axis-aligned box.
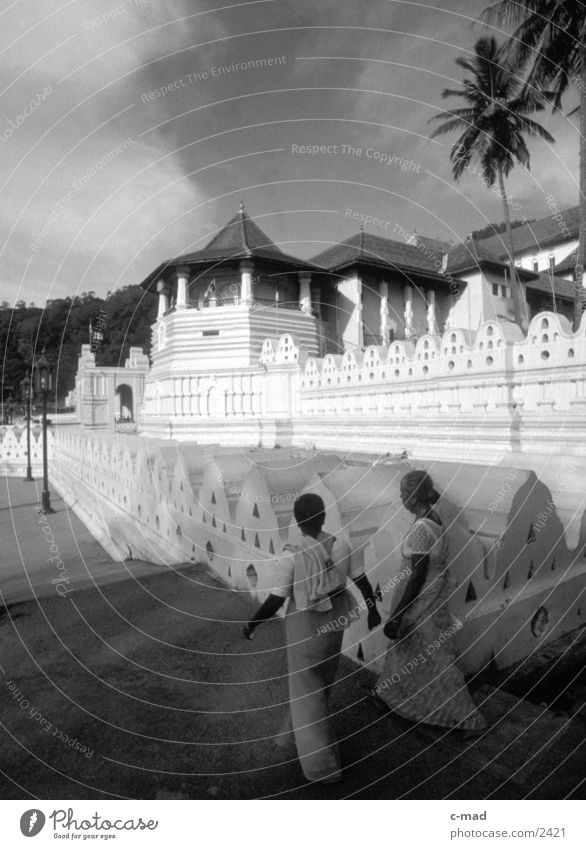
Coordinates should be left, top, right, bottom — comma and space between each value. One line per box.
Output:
0, 285, 157, 404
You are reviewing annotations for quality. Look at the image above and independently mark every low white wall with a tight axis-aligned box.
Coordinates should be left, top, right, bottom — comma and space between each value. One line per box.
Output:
296, 312, 586, 462
51, 429, 586, 677
0, 425, 54, 476
138, 312, 586, 468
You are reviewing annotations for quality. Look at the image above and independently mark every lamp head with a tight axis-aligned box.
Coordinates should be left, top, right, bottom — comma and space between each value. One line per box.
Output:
34, 352, 53, 392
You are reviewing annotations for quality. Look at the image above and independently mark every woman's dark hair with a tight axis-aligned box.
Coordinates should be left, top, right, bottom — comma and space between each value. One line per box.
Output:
401, 471, 441, 505
294, 493, 326, 537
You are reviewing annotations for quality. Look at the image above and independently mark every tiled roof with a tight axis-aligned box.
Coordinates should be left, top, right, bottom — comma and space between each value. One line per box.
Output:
525, 273, 575, 301
171, 204, 316, 269
446, 238, 574, 301
554, 251, 578, 274
417, 235, 450, 255
311, 230, 445, 276
476, 206, 579, 258
446, 238, 504, 273
140, 205, 318, 288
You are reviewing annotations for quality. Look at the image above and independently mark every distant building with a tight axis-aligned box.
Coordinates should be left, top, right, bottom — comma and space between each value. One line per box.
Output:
474, 205, 579, 280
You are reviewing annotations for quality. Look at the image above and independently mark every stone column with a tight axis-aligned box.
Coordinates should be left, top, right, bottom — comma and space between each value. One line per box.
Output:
379, 280, 390, 345
404, 284, 415, 339
426, 289, 439, 335
156, 280, 168, 319
240, 260, 254, 306
357, 300, 364, 348
299, 272, 312, 314
311, 285, 321, 319
176, 267, 189, 310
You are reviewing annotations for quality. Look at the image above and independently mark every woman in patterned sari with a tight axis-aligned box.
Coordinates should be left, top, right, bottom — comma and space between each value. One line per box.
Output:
373, 471, 486, 736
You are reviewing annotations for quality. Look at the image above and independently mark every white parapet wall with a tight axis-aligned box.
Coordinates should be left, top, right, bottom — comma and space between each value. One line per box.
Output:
294, 312, 586, 462
138, 311, 586, 467
0, 425, 54, 476
51, 429, 586, 676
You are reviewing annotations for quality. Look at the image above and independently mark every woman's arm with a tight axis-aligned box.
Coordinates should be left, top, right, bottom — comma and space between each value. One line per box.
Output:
383, 554, 429, 638
352, 573, 382, 629
243, 593, 286, 639
392, 554, 429, 619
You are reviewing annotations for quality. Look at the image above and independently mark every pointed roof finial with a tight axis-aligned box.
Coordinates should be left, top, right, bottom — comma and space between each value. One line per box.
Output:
359, 225, 365, 255
238, 201, 251, 251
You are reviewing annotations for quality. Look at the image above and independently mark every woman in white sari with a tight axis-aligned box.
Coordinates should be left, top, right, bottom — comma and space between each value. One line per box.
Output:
374, 472, 486, 736
243, 493, 381, 784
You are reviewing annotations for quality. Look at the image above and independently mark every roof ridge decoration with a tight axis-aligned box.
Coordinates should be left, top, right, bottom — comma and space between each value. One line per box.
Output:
239, 200, 251, 255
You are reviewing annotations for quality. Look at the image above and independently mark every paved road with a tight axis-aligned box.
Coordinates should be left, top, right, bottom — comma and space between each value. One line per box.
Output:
0, 478, 583, 799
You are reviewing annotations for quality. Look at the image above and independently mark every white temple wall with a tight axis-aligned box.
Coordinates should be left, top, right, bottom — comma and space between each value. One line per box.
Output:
294, 313, 586, 459
414, 285, 429, 334
50, 429, 586, 677
482, 267, 516, 321
386, 284, 406, 337
516, 238, 578, 273
0, 425, 54, 476
336, 274, 362, 349
361, 276, 381, 343
30, 307, 586, 684
150, 303, 319, 376
449, 270, 487, 330
139, 312, 586, 464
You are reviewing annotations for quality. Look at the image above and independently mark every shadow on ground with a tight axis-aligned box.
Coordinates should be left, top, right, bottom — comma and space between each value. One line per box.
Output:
0, 561, 583, 800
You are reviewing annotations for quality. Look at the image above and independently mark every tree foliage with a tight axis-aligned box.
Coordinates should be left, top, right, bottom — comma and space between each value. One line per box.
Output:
0, 286, 157, 403
429, 35, 555, 328
472, 217, 534, 240
483, 1, 586, 329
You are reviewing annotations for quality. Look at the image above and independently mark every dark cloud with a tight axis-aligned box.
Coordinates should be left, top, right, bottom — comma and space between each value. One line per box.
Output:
0, 0, 578, 302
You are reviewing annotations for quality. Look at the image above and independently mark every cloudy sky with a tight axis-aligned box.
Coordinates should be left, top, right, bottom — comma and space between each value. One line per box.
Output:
0, 0, 580, 303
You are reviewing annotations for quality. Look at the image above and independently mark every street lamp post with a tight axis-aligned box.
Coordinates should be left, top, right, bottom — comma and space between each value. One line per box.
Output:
22, 374, 34, 482
34, 353, 54, 513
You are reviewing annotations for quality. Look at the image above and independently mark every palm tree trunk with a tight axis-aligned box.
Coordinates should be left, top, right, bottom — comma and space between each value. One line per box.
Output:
498, 166, 527, 330
574, 45, 586, 331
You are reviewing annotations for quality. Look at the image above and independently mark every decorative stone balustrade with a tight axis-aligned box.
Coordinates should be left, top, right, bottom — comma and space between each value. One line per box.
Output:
0, 425, 54, 475
299, 312, 585, 412
292, 312, 586, 462
51, 429, 586, 677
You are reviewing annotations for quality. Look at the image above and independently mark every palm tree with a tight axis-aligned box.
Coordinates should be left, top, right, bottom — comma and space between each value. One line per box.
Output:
483, 1, 586, 329
429, 36, 555, 330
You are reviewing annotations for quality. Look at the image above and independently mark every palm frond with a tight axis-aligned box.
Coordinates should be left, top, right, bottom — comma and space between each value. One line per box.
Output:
516, 116, 556, 143
482, 1, 553, 33
430, 30, 557, 193
440, 87, 476, 100
429, 115, 473, 137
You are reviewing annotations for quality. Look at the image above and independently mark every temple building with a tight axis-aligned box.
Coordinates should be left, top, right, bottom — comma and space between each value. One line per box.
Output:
140, 203, 325, 367
128, 202, 576, 440
311, 230, 453, 349
140, 202, 574, 355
